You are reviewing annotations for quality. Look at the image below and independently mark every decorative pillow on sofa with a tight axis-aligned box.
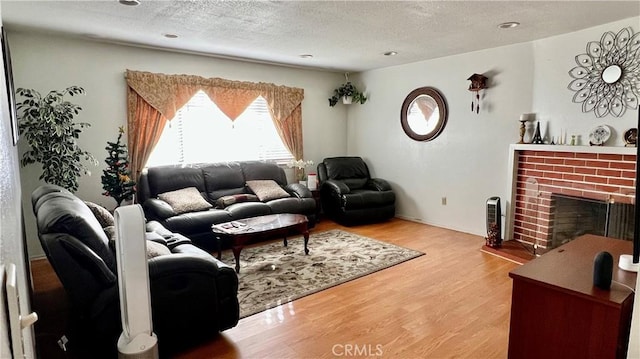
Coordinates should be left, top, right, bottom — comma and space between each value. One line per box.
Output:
104, 226, 171, 258
84, 201, 115, 227
215, 194, 260, 209
246, 180, 290, 202
157, 187, 212, 214
104, 225, 116, 241
146, 240, 172, 258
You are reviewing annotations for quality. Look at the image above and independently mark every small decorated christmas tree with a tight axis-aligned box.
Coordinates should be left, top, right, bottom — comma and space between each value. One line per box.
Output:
101, 126, 136, 206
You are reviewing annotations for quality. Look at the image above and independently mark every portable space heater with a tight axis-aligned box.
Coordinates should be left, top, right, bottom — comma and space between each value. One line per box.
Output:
486, 197, 502, 247
115, 205, 158, 359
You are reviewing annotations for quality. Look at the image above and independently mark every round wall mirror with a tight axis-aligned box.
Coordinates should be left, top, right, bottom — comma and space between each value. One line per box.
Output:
602, 65, 622, 84
401, 87, 448, 141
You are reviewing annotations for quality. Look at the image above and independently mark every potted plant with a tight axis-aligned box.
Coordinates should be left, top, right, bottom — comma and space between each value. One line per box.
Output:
328, 81, 367, 107
16, 86, 97, 192
286, 159, 314, 184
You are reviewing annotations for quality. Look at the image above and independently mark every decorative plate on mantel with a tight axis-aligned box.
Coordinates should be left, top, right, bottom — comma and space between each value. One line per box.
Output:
624, 128, 637, 147
589, 125, 611, 146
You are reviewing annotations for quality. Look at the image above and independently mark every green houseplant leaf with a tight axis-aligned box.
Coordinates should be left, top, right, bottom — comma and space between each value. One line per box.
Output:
328, 81, 367, 107
16, 86, 97, 192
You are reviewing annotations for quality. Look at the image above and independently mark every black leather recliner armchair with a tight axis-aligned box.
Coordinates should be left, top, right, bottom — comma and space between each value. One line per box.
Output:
32, 184, 239, 356
317, 157, 395, 225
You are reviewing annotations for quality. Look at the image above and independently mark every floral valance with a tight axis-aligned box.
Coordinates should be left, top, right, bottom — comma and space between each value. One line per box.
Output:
125, 70, 304, 121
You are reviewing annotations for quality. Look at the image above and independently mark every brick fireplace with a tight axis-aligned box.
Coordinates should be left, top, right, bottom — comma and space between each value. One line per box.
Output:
507, 144, 636, 251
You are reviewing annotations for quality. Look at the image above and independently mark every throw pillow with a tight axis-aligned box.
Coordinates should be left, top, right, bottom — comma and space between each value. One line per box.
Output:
157, 187, 212, 214
246, 180, 290, 202
104, 226, 171, 259
104, 225, 116, 252
146, 240, 171, 259
215, 194, 260, 209
84, 201, 115, 228
104, 225, 116, 241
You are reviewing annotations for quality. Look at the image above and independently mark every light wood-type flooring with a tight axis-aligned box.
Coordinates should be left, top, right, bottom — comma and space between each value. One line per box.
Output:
31, 218, 519, 358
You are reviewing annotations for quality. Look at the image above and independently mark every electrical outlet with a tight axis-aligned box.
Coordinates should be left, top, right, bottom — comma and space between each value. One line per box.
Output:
441, 197, 447, 205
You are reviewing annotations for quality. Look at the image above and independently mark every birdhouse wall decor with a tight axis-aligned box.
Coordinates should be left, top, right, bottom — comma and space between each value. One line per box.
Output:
467, 73, 489, 114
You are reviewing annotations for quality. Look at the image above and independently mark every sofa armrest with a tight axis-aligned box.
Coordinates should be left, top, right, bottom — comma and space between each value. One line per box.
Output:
323, 179, 351, 195
367, 178, 392, 191
142, 198, 176, 220
60, 235, 117, 286
147, 252, 239, 335
285, 183, 312, 198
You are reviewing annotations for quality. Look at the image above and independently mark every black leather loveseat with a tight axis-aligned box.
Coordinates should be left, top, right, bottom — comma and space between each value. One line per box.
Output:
32, 184, 239, 356
318, 156, 396, 225
138, 161, 316, 250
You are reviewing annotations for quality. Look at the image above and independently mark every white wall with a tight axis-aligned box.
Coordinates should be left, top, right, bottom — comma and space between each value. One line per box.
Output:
348, 16, 639, 238
348, 43, 534, 236
0, 4, 36, 358
8, 31, 348, 258
532, 19, 639, 145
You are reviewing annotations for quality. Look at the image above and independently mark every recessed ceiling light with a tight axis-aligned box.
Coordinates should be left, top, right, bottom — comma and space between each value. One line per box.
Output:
498, 22, 520, 29
384, 51, 398, 56
299, 54, 313, 59
163, 33, 178, 39
119, 0, 140, 6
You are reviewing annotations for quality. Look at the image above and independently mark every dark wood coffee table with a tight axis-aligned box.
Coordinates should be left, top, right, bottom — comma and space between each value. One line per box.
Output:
211, 213, 309, 273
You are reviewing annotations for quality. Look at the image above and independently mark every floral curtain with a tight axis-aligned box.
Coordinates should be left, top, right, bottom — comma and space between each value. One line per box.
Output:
125, 70, 305, 181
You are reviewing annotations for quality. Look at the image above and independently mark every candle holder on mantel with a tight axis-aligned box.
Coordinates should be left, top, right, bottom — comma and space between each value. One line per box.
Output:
518, 113, 536, 144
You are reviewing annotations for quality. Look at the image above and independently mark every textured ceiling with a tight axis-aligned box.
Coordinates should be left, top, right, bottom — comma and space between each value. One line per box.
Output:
2, 1, 640, 72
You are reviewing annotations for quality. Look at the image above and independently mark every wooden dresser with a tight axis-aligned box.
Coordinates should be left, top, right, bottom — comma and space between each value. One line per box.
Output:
508, 234, 637, 359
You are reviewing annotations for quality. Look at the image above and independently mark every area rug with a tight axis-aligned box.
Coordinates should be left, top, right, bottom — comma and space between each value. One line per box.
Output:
218, 229, 424, 318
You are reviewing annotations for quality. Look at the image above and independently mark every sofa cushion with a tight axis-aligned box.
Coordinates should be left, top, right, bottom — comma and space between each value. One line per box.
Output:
267, 197, 316, 214
202, 163, 246, 200
84, 201, 115, 228
323, 157, 370, 190
158, 187, 213, 214
324, 157, 370, 180
246, 180, 290, 202
147, 165, 206, 197
215, 194, 259, 209
225, 202, 272, 219
241, 161, 287, 186
163, 209, 233, 235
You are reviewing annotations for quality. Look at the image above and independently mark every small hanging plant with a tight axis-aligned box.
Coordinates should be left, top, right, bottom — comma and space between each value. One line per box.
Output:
328, 73, 367, 107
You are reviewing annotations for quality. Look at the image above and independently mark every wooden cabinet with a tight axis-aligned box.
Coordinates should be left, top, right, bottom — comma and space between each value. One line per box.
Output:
508, 235, 636, 359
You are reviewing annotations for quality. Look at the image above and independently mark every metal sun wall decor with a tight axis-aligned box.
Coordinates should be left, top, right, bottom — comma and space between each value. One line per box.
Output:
568, 27, 640, 118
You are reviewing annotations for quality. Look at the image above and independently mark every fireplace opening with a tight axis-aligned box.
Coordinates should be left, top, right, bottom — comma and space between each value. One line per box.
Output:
550, 194, 635, 249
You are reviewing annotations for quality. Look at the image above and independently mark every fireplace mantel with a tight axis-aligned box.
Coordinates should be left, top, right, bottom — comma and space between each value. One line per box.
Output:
506, 144, 637, 249
510, 144, 637, 155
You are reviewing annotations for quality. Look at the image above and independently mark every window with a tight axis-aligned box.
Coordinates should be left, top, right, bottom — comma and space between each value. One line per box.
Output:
146, 91, 294, 167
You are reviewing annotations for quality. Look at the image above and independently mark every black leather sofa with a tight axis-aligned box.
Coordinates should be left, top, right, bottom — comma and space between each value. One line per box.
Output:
318, 156, 395, 225
32, 184, 239, 356
138, 161, 316, 250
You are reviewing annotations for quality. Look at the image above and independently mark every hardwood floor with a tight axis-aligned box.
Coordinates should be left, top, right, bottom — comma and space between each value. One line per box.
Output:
31, 218, 519, 358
